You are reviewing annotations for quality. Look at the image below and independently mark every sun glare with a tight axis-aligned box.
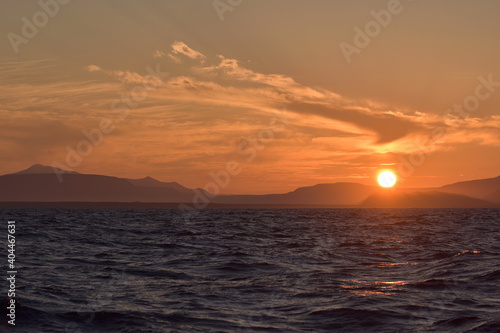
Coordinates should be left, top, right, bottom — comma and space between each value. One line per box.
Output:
378, 171, 397, 188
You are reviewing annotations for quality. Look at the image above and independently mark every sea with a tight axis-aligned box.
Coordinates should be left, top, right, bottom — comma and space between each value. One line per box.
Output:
1, 208, 499, 332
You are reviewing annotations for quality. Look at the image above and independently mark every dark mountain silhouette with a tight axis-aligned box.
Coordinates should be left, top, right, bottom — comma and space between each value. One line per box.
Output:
0, 174, 191, 202
485, 188, 500, 204
128, 176, 193, 194
0, 164, 498, 208
213, 183, 376, 206
8, 163, 79, 175
0, 164, 195, 202
439, 176, 500, 202
361, 190, 496, 208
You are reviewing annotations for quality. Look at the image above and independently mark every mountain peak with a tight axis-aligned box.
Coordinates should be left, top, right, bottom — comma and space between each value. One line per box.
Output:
132, 176, 161, 184
10, 164, 77, 175
25, 163, 46, 172
127, 177, 192, 193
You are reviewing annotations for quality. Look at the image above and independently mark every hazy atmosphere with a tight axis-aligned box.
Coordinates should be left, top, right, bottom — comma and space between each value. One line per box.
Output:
2, 0, 499, 194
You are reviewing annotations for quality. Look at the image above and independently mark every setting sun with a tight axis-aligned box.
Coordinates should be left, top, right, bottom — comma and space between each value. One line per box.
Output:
378, 171, 397, 188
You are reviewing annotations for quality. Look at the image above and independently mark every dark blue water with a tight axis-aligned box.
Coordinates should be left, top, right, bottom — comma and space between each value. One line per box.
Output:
1, 209, 499, 332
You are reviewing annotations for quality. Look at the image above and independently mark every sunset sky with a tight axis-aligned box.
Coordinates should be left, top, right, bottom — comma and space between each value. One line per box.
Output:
1, 0, 499, 194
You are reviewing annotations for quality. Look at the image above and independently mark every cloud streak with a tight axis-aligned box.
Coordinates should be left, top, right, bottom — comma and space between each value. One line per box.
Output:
0, 41, 498, 192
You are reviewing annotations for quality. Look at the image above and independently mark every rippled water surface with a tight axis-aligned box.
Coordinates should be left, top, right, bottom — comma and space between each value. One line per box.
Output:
1, 208, 499, 332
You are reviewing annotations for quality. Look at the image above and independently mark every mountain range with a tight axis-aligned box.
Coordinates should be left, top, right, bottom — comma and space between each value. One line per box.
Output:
0, 164, 498, 208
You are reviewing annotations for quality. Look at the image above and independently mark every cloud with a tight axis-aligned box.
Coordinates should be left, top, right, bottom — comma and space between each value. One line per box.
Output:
152, 50, 165, 58
151, 41, 206, 63
170, 41, 206, 61
1, 43, 499, 191
196, 55, 326, 100
94, 43, 500, 149
111, 70, 148, 85
85, 67, 163, 87
86, 64, 102, 72
286, 101, 424, 144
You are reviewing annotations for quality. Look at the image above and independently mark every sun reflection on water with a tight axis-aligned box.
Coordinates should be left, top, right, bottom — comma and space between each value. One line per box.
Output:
340, 278, 410, 296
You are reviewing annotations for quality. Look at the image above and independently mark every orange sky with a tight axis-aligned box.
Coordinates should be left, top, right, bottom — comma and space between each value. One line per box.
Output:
1, 1, 499, 194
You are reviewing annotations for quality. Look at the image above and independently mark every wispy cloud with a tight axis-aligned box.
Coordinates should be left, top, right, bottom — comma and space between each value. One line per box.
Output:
171, 41, 206, 61
86, 64, 102, 72
1, 42, 498, 191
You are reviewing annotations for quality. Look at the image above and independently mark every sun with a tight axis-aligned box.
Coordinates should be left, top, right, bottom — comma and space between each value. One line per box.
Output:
377, 171, 397, 188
